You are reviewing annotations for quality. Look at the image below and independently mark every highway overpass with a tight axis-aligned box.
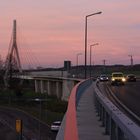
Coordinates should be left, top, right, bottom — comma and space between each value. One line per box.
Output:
13, 74, 140, 140
56, 79, 140, 140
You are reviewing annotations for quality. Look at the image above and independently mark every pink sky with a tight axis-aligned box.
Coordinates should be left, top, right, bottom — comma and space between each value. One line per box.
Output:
0, 0, 140, 68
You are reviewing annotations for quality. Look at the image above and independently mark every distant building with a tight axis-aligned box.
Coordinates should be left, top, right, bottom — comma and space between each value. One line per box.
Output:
64, 61, 71, 70
36, 66, 44, 70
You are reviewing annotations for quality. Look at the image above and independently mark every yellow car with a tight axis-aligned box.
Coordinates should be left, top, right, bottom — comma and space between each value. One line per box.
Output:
111, 72, 126, 85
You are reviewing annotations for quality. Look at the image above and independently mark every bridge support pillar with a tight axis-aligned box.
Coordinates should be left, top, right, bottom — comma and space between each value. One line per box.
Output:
56, 81, 62, 99
35, 80, 39, 93
40, 80, 44, 93
62, 80, 75, 101
56, 82, 59, 98
47, 81, 51, 96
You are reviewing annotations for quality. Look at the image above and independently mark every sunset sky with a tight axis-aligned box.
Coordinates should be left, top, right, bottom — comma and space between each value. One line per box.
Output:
0, 0, 140, 68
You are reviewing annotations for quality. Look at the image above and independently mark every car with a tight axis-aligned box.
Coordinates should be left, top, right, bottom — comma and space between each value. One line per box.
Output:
111, 72, 126, 85
51, 121, 61, 132
99, 74, 109, 82
126, 74, 136, 82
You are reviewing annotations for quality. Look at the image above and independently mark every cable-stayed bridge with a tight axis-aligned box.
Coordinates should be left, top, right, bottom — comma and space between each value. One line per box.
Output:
0, 20, 140, 140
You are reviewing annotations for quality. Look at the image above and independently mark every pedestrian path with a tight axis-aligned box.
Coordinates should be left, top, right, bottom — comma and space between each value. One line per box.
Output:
56, 82, 110, 140
76, 83, 109, 140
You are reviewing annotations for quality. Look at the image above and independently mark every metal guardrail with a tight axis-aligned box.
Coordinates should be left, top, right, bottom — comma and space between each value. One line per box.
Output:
94, 82, 140, 140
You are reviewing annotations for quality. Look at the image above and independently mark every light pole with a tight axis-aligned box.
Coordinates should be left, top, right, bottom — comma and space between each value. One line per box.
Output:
33, 98, 48, 140
85, 11, 102, 79
76, 53, 82, 78
90, 43, 98, 77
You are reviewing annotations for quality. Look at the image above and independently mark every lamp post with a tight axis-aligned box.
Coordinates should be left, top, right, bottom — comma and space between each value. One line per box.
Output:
90, 43, 98, 77
85, 11, 102, 79
76, 53, 82, 78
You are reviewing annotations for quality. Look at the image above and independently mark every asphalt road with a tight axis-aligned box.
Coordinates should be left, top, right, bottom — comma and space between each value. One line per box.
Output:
109, 80, 140, 118
0, 121, 17, 140
0, 107, 56, 140
98, 80, 140, 119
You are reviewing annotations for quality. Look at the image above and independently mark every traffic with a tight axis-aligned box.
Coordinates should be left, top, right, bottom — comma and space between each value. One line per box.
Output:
97, 72, 137, 85
97, 72, 140, 125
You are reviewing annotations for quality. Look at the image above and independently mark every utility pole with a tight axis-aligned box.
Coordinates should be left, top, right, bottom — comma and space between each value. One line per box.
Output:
103, 59, 106, 66
102, 59, 107, 74
76, 53, 82, 78
128, 55, 133, 66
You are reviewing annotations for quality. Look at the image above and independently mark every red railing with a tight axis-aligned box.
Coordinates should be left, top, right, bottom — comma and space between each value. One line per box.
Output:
64, 82, 81, 140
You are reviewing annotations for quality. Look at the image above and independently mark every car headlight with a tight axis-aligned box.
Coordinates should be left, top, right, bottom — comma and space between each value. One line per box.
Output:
122, 78, 126, 82
112, 78, 115, 81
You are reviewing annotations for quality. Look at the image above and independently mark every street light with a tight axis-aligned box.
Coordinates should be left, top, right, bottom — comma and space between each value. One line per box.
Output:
85, 11, 102, 79
76, 53, 82, 78
90, 43, 99, 77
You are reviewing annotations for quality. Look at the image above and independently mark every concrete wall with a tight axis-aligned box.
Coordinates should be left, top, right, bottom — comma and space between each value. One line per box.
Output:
34, 78, 80, 101
61, 79, 76, 101
29, 71, 68, 77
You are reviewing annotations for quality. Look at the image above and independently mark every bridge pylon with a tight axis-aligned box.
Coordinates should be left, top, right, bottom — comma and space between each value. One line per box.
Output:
4, 20, 23, 89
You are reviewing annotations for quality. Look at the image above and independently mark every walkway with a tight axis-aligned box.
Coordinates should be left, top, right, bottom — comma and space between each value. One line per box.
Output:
76, 83, 109, 140
56, 82, 110, 140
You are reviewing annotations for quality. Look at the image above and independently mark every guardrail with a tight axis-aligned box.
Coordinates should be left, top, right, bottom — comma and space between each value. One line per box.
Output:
63, 79, 92, 140
64, 82, 79, 140
94, 82, 140, 140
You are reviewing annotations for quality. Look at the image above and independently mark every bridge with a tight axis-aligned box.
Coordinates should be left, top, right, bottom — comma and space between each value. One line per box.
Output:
0, 20, 140, 140
20, 72, 140, 140
56, 79, 140, 140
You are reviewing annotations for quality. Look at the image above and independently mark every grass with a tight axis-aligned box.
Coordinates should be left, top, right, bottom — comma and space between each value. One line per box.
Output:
0, 90, 68, 125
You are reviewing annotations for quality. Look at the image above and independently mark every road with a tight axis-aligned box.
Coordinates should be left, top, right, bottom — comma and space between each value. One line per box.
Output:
109, 80, 140, 118
0, 107, 56, 140
98, 80, 140, 123
0, 121, 17, 140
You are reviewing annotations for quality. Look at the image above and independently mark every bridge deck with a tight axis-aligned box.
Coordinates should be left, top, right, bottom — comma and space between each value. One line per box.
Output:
77, 83, 109, 140
56, 82, 110, 140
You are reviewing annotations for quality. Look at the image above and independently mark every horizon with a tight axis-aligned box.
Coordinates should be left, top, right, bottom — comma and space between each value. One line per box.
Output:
26, 63, 140, 70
